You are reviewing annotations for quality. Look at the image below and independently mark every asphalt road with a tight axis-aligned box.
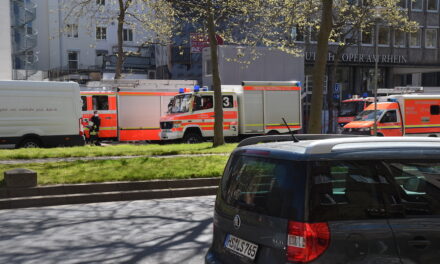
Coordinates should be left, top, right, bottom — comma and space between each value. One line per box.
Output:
0, 196, 216, 264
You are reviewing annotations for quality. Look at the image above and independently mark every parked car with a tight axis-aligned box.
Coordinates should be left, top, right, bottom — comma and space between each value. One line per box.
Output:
205, 135, 440, 264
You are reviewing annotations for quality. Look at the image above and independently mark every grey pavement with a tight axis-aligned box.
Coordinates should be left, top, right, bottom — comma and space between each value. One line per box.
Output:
0, 196, 216, 264
0, 153, 229, 165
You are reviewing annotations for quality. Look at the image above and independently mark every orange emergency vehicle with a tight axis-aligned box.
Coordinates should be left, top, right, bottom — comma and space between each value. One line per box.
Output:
159, 81, 302, 143
337, 96, 374, 128
81, 87, 179, 141
342, 94, 440, 137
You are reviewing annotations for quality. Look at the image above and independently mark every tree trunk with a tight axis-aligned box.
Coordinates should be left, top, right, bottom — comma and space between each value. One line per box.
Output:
207, 0, 224, 147
308, 0, 333, 133
115, 0, 125, 80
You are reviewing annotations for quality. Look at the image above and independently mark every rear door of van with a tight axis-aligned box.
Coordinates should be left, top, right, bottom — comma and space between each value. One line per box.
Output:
307, 160, 400, 263
210, 152, 307, 263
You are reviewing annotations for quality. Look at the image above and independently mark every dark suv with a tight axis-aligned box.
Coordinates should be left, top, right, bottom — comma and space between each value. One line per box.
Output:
205, 135, 440, 264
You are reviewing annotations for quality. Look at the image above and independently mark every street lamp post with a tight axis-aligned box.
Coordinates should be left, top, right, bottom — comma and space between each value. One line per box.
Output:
373, 22, 379, 136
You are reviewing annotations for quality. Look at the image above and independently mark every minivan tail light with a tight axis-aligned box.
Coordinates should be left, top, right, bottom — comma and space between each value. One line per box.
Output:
287, 221, 330, 263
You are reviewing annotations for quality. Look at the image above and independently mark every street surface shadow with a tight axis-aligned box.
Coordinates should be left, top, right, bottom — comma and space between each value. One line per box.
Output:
0, 196, 215, 264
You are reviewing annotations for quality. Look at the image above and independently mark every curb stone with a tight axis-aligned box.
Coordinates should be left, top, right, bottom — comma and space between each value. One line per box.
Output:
0, 178, 220, 209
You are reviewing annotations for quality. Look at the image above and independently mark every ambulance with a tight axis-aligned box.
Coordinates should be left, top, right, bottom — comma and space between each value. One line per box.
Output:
338, 96, 374, 128
81, 80, 195, 141
342, 94, 440, 137
159, 81, 302, 143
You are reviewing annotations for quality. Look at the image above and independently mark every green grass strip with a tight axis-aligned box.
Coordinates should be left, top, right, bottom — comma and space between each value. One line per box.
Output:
0, 143, 237, 160
0, 156, 229, 186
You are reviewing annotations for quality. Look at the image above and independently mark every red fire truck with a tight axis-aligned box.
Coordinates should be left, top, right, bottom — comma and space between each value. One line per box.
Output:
81, 80, 196, 142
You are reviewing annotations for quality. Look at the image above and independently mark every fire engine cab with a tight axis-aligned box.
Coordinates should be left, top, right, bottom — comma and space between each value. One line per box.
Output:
160, 81, 302, 143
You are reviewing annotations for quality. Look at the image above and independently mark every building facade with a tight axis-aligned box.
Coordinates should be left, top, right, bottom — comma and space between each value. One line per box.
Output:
1, 0, 12, 80
297, 0, 440, 99
10, 0, 158, 81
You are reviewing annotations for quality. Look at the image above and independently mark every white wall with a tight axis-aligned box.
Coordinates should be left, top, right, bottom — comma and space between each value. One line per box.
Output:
0, 0, 12, 80
203, 46, 305, 87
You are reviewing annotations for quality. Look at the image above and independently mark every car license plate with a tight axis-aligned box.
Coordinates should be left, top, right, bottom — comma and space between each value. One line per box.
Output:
224, 234, 258, 260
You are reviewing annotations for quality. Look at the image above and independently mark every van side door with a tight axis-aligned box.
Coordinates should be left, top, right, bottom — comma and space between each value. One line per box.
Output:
383, 161, 440, 264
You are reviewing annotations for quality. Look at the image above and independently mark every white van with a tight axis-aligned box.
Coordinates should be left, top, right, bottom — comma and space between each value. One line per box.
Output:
0, 81, 85, 148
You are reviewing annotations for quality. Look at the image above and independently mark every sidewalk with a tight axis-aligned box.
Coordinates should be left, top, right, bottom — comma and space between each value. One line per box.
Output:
0, 177, 220, 210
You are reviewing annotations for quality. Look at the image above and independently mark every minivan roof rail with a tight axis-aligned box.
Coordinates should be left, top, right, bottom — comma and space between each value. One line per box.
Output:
237, 134, 366, 148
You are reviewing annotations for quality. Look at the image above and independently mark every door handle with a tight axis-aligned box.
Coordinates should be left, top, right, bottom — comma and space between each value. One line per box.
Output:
408, 238, 431, 249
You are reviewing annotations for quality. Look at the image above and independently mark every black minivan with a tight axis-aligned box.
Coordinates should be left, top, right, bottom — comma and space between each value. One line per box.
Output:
205, 135, 440, 263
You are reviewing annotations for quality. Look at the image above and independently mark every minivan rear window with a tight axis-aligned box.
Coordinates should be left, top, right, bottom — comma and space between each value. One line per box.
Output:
221, 155, 306, 220
309, 160, 440, 222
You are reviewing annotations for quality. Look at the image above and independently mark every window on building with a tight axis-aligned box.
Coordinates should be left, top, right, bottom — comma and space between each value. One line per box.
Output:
96, 27, 107, 40
148, 70, 156, 79
397, 0, 407, 8
412, 0, 423, 10
425, 28, 438, 48
66, 24, 78, 38
310, 27, 318, 42
25, 51, 34, 64
96, 0, 105, 6
95, 50, 108, 57
410, 28, 421, 47
361, 27, 373, 45
92, 95, 109, 110
205, 59, 212, 76
123, 28, 133, 41
26, 23, 33, 35
291, 26, 305, 42
378, 26, 390, 46
428, 0, 439, 11
68, 51, 78, 69
422, 72, 440, 86
394, 30, 406, 47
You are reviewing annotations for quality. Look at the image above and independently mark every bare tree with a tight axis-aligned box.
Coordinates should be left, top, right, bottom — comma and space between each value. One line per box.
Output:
62, 0, 174, 79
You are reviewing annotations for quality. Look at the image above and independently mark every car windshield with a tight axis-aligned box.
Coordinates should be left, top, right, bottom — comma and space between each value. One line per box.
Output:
339, 101, 365, 117
354, 110, 384, 121
169, 94, 192, 113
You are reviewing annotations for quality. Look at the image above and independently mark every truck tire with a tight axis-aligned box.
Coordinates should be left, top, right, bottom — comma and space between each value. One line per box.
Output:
267, 130, 280, 135
19, 138, 42, 148
183, 132, 203, 144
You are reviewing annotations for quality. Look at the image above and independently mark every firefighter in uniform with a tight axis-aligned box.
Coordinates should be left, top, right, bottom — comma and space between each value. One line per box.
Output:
89, 111, 101, 146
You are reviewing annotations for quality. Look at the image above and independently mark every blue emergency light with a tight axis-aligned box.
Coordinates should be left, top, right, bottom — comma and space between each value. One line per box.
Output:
362, 92, 369, 98
194, 85, 200, 92
179, 88, 184, 93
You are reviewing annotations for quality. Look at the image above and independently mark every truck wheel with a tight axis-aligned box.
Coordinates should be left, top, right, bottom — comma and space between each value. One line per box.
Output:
19, 138, 42, 148
267, 130, 279, 135
183, 133, 203, 144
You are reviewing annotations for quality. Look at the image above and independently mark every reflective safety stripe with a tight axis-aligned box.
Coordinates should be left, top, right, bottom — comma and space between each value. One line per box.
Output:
82, 110, 117, 114
406, 124, 440, 128
377, 126, 401, 129
80, 93, 116, 96
118, 92, 177, 96
120, 127, 160, 130
84, 127, 117, 131
246, 123, 300, 127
